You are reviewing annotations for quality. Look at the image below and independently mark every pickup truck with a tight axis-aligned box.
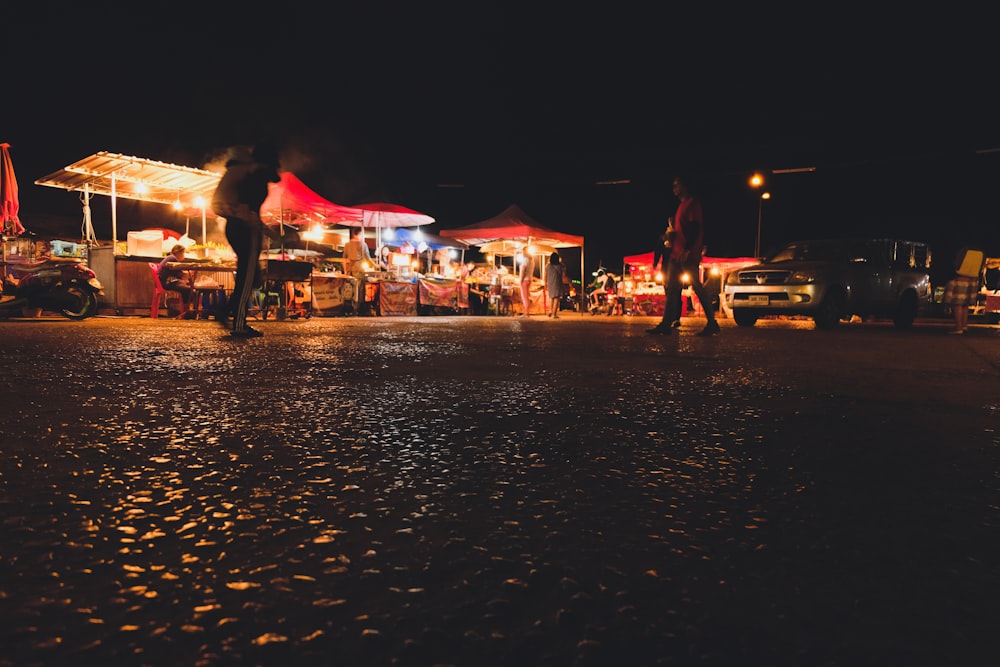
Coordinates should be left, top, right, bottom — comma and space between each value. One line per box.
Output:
723, 238, 933, 329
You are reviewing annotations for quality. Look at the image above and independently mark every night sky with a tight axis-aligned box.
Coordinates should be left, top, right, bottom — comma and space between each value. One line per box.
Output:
5, 2, 999, 279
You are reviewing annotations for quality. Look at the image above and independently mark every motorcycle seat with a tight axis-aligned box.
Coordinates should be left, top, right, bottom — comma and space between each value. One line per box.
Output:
9, 258, 74, 273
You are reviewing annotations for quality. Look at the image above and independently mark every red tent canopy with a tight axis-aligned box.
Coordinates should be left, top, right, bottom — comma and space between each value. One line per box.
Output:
259, 172, 363, 226
440, 204, 583, 248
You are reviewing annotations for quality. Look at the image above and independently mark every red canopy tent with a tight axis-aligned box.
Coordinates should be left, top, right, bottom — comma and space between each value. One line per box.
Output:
441, 204, 585, 296
259, 172, 363, 227
440, 204, 583, 247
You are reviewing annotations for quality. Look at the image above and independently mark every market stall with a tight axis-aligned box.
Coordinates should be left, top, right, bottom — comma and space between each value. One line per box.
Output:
310, 272, 357, 316
623, 252, 758, 319
379, 280, 418, 316
34, 152, 229, 313
441, 205, 584, 313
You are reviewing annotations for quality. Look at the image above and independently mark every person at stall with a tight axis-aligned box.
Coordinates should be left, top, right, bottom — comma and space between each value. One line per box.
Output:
545, 252, 565, 318
343, 226, 372, 315
157, 243, 194, 318
518, 251, 536, 316
375, 245, 391, 270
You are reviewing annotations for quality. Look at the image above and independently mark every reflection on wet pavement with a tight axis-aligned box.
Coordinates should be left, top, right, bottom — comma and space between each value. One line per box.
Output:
1, 316, 997, 666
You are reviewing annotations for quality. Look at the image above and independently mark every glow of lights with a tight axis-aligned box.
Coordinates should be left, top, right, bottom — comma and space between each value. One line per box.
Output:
172, 198, 182, 211
749, 173, 763, 188
194, 196, 206, 208
417, 242, 428, 253
383, 228, 396, 240
302, 224, 324, 242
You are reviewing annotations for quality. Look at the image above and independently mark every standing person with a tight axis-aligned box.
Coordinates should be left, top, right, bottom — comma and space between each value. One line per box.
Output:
518, 251, 536, 316
545, 252, 565, 318
943, 246, 983, 335
651, 218, 682, 328
647, 174, 720, 336
343, 226, 372, 315
157, 243, 194, 318
211, 143, 281, 338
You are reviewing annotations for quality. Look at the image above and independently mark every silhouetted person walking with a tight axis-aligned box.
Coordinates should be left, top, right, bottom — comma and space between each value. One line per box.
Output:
211, 144, 281, 338
648, 174, 719, 336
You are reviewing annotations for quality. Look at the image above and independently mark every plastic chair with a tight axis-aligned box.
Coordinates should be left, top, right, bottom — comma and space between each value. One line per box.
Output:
149, 263, 168, 318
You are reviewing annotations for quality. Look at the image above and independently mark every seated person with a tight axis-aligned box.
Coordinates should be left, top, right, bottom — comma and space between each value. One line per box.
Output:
589, 268, 612, 311
158, 243, 194, 317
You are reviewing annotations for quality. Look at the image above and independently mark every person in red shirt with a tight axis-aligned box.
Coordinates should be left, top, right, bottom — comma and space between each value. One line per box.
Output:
648, 174, 720, 336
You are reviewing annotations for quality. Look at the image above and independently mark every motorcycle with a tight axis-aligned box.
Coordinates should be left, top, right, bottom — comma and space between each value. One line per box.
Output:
586, 287, 619, 316
0, 258, 103, 320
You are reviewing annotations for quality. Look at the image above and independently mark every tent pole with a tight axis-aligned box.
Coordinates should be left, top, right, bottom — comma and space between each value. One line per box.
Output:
110, 175, 118, 255
579, 245, 585, 311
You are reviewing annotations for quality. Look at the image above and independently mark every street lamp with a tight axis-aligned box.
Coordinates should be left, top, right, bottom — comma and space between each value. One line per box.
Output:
749, 173, 770, 258
756, 191, 771, 258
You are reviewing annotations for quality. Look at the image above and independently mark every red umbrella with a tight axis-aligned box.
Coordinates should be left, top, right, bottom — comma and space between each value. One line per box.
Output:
1, 142, 25, 236
349, 202, 434, 228
340, 202, 435, 250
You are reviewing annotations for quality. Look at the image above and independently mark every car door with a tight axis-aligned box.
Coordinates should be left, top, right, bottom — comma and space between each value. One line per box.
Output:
851, 240, 893, 312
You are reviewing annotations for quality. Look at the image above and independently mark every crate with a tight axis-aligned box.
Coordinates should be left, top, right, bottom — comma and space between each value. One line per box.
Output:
50, 240, 87, 258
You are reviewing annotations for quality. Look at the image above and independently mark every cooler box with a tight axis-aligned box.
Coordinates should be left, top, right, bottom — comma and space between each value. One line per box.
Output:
956, 248, 985, 278
127, 230, 164, 257
50, 240, 87, 258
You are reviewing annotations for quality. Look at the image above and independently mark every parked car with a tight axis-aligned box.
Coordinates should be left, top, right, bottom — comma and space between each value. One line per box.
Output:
723, 238, 933, 329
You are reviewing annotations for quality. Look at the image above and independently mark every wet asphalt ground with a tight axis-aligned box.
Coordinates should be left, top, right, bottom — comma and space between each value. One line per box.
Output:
0, 312, 998, 667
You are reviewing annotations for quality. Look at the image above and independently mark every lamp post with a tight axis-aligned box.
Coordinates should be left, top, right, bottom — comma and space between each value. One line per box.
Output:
749, 173, 770, 258
755, 191, 771, 258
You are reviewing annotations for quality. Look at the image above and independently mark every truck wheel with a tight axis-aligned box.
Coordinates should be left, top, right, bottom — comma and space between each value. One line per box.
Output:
733, 310, 758, 327
815, 290, 845, 330
893, 291, 918, 328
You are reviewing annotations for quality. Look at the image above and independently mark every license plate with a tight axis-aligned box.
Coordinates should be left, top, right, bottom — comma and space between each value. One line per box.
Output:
749, 295, 769, 305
